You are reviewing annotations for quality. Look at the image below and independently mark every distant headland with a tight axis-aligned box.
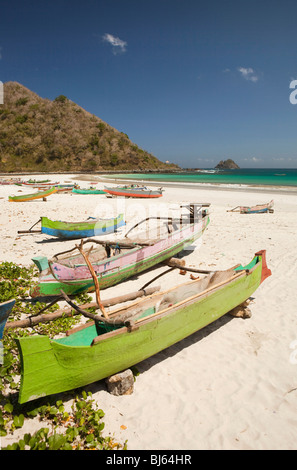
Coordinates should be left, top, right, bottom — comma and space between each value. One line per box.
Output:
215, 159, 240, 169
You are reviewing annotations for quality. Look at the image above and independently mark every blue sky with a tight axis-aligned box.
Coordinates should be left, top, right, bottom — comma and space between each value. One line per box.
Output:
1, 0, 297, 168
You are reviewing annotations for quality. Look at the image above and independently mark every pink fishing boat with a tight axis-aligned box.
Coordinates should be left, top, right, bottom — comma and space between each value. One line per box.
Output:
30, 205, 210, 297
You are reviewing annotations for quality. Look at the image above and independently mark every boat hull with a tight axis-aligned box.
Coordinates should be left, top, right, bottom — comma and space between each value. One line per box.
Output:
17, 251, 270, 403
104, 187, 163, 198
30, 216, 210, 297
40, 214, 125, 239
243, 208, 269, 214
0, 299, 15, 339
240, 200, 274, 214
72, 188, 105, 194
9, 187, 57, 202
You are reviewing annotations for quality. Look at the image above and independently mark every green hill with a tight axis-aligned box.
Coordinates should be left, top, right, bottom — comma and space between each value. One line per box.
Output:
0, 82, 178, 173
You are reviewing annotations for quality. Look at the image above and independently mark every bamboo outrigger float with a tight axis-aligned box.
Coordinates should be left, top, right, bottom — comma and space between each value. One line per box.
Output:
30, 205, 210, 298
8, 187, 57, 202
16, 250, 271, 403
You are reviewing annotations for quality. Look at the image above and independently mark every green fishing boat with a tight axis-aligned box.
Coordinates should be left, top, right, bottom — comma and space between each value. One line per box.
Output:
26, 179, 51, 184
40, 214, 125, 239
8, 187, 57, 202
72, 188, 106, 194
16, 250, 271, 403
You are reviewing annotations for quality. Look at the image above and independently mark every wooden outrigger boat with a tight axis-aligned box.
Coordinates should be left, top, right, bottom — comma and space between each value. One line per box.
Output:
0, 299, 15, 339
8, 187, 57, 202
21, 181, 60, 188
30, 205, 210, 298
16, 250, 271, 403
0, 178, 22, 185
37, 184, 74, 191
54, 185, 75, 193
25, 184, 74, 192
25, 179, 51, 184
18, 214, 125, 239
40, 214, 125, 239
104, 185, 163, 198
228, 200, 274, 214
72, 187, 106, 194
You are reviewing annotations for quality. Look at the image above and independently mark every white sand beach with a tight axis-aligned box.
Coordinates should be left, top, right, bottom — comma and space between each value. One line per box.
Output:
1, 173, 297, 450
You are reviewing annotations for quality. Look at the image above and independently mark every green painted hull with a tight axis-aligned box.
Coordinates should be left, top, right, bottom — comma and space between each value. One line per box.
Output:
41, 214, 125, 239
72, 188, 105, 194
9, 187, 57, 202
17, 251, 271, 403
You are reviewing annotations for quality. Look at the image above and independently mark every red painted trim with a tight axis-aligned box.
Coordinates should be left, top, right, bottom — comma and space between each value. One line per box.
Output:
106, 190, 162, 198
255, 250, 272, 283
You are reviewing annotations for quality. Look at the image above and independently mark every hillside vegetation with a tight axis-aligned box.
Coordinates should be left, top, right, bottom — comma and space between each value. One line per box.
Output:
0, 82, 178, 173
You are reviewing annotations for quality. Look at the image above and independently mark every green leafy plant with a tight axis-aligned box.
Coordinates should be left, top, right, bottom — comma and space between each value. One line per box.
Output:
15, 97, 29, 106
54, 95, 68, 103
0, 262, 128, 449
2, 392, 127, 450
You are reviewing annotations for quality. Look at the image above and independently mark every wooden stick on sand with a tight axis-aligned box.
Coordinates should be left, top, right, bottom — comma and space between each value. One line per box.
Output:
76, 240, 109, 319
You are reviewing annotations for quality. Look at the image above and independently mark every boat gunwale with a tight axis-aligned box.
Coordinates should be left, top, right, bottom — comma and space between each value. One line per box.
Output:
9, 187, 57, 201
90, 269, 249, 345
16, 252, 269, 404
41, 213, 124, 230
104, 186, 163, 198
30, 215, 210, 297
56, 261, 259, 348
48, 219, 207, 283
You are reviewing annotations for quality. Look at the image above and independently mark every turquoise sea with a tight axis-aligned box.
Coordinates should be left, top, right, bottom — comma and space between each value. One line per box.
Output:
109, 168, 297, 187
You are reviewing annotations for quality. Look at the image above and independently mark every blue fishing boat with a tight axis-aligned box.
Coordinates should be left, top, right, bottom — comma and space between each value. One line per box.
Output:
0, 299, 15, 339
40, 214, 125, 239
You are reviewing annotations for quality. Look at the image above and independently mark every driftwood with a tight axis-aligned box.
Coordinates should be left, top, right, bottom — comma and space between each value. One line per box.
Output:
5, 286, 160, 329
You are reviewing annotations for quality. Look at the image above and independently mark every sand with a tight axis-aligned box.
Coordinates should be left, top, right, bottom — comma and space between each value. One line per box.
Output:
1, 173, 297, 450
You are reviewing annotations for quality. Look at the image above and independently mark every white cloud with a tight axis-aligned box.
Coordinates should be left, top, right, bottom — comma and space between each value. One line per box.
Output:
103, 33, 127, 54
272, 157, 292, 162
243, 157, 262, 163
238, 67, 259, 82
